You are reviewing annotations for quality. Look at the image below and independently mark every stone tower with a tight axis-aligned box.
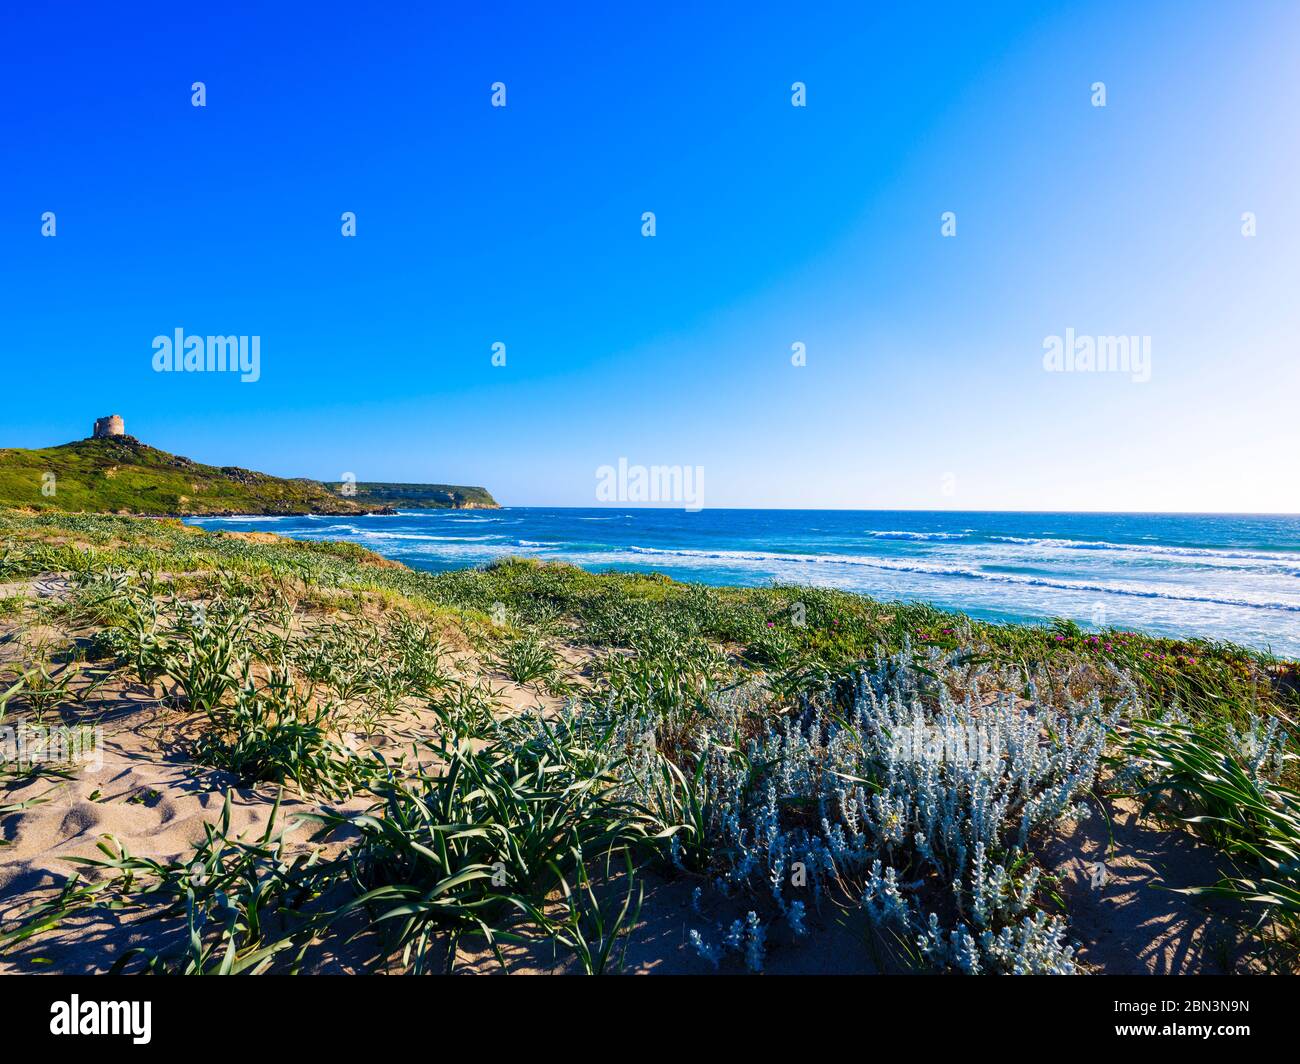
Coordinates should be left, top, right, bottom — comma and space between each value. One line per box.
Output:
93, 414, 125, 439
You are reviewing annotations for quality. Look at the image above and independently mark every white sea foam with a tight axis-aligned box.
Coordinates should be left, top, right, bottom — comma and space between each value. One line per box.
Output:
989, 535, 1298, 564
866, 530, 970, 541
180, 511, 1300, 654
358, 530, 501, 542
620, 546, 1300, 613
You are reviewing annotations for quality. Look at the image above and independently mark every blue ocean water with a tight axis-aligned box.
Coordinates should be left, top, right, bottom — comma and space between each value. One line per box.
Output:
186, 509, 1300, 658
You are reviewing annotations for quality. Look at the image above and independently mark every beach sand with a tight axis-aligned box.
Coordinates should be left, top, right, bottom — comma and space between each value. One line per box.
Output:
0, 574, 1265, 976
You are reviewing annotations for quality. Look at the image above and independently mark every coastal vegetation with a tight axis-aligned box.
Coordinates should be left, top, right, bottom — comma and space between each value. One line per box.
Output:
337, 482, 498, 510
0, 510, 1296, 974
0, 436, 498, 516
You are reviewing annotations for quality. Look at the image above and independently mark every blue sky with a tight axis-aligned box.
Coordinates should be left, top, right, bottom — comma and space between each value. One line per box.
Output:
2, 1, 1297, 511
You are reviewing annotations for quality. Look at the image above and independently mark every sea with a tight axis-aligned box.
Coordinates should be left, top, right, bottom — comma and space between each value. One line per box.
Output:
185, 509, 1300, 658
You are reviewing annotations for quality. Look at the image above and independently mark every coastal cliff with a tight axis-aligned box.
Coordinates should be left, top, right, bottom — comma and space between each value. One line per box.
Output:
0, 429, 499, 516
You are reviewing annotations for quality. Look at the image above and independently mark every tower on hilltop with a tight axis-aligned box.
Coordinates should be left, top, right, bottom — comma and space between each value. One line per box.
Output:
93, 414, 125, 439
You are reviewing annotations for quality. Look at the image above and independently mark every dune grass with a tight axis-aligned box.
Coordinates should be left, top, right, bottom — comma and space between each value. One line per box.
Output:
0, 508, 1296, 974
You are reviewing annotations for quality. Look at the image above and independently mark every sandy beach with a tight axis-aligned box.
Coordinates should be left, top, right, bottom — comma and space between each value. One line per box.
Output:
2, 513, 1290, 976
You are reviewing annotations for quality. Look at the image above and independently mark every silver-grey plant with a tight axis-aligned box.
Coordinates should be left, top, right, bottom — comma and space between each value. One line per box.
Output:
609, 641, 1129, 973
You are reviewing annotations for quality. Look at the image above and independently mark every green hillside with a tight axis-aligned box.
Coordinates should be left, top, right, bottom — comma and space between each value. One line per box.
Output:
0, 435, 498, 516
342, 482, 498, 510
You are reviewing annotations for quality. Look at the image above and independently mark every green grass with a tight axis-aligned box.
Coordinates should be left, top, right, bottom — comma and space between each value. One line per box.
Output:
0, 676, 80, 820
0, 436, 497, 515
2, 510, 1293, 732
341, 482, 498, 510
1, 507, 1297, 974
492, 633, 570, 694
1118, 717, 1300, 963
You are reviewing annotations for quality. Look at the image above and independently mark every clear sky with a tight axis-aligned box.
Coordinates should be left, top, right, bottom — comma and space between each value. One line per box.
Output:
2, 1, 1297, 512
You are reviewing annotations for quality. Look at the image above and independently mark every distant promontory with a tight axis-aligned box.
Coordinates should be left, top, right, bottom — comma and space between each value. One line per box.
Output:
0, 416, 498, 516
